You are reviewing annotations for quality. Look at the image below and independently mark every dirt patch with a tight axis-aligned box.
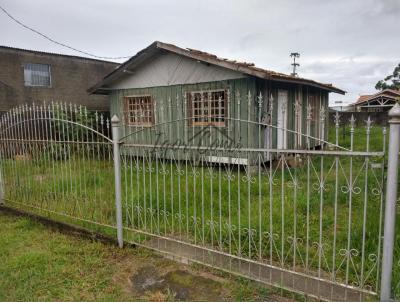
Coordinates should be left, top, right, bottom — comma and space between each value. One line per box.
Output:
130, 266, 164, 293
130, 265, 224, 301
108, 248, 296, 302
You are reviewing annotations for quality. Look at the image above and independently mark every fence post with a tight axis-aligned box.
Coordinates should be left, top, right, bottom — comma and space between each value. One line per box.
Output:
380, 103, 400, 301
111, 115, 123, 248
0, 169, 4, 204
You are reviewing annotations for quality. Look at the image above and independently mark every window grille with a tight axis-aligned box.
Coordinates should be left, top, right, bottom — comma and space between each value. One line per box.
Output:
187, 90, 227, 126
23, 63, 51, 87
123, 95, 154, 126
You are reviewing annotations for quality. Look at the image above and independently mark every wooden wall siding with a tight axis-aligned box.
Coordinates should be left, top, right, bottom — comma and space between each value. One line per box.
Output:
301, 86, 308, 148
298, 87, 329, 148
110, 78, 329, 164
110, 78, 262, 162
255, 80, 325, 151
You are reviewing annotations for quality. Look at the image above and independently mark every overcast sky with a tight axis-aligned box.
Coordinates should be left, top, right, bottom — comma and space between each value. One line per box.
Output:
1, 0, 399, 104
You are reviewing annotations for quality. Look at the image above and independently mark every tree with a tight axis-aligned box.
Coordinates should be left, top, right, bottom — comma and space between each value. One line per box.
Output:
375, 63, 400, 91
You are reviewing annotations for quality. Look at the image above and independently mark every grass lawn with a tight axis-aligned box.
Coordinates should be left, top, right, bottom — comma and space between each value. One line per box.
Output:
0, 211, 133, 301
0, 125, 397, 296
0, 211, 297, 302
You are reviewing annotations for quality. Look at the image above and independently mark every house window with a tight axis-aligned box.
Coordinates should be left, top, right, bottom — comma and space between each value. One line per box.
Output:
23, 63, 51, 87
187, 90, 227, 126
123, 95, 154, 126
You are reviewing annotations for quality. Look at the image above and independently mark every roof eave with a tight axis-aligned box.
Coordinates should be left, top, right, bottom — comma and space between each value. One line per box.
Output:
354, 95, 400, 106
268, 75, 346, 94
88, 41, 160, 95
89, 41, 345, 95
156, 42, 345, 94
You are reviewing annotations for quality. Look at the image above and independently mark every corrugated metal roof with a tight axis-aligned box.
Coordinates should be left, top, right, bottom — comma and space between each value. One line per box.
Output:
88, 41, 346, 95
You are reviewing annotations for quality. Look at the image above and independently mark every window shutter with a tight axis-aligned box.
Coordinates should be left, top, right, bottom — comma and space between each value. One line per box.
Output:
150, 96, 155, 125
123, 97, 129, 125
186, 92, 192, 126
224, 89, 228, 127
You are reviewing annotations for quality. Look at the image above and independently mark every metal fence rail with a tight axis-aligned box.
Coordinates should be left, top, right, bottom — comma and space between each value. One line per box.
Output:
0, 100, 399, 301
116, 99, 386, 301
0, 103, 115, 231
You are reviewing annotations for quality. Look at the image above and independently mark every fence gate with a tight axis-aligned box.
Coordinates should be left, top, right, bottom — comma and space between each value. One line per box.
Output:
0, 103, 116, 233
1, 101, 400, 301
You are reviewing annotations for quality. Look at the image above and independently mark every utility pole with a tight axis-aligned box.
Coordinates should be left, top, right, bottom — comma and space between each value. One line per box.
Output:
290, 52, 300, 77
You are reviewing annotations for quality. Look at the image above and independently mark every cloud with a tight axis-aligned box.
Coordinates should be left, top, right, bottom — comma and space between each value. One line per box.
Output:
366, 0, 400, 16
0, 0, 399, 103
303, 57, 397, 104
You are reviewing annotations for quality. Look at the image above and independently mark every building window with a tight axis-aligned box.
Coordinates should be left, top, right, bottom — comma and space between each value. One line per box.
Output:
123, 95, 154, 126
187, 90, 227, 126
23, 63, 51, 87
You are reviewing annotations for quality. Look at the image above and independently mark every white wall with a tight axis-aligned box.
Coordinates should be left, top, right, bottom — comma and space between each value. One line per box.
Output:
108, 52, 246, 89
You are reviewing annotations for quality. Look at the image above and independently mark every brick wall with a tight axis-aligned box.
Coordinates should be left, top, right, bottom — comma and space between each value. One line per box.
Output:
0, 46, 118, 114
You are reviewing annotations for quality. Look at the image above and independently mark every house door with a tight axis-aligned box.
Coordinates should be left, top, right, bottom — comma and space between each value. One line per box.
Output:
277, 90, 288, 149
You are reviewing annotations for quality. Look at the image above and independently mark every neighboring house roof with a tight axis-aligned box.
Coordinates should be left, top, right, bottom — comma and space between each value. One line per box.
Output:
354, 89, 400, 106
0, 45, 120, 65
355, 94, 372, 104
88, 41, 345, 95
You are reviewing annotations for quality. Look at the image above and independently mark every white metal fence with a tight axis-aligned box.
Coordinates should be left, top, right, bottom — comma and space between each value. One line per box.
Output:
0, 103, 115, 229
0, 100, 399, 301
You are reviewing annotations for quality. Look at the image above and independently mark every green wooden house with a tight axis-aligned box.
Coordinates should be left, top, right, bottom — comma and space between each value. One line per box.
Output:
89, 41, 344, 164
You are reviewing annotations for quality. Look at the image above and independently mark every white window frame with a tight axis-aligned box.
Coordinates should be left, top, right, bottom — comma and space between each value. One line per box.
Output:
23, 63, 52, 87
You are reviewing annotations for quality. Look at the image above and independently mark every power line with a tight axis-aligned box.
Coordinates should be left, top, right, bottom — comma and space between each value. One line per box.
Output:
0, 4, 132, 60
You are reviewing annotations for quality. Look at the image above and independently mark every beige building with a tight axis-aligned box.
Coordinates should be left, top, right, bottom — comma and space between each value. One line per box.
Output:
0, 46, 119, 114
